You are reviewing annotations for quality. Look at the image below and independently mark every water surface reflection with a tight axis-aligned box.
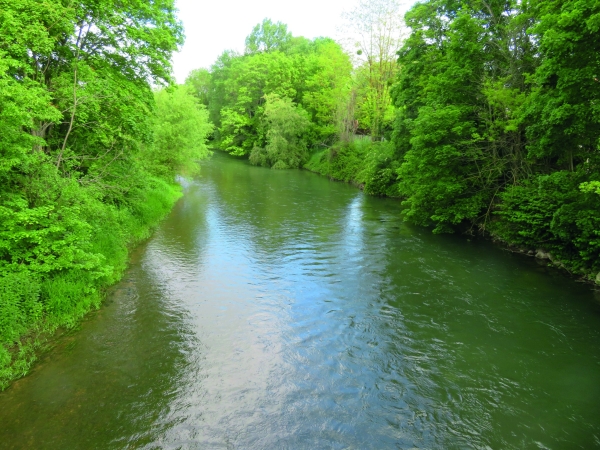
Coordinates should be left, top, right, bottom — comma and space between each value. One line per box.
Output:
1, 153, 600, 449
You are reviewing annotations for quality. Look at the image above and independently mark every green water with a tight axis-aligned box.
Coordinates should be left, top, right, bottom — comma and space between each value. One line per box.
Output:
1, 152, 600, 449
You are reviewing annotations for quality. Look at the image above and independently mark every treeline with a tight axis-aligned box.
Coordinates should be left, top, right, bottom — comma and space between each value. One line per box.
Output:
185, 15, 405, 169
0, 0, 212, 388
391, 0, 600, 252
198, 1, 600, 280
186, 19, 353, 169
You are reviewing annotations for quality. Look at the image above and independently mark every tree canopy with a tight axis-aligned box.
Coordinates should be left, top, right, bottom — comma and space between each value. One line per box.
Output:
195, 24, 353, 168
245, 18, 293, 55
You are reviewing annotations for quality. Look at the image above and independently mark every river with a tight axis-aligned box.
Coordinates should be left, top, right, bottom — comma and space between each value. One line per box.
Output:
1, 152, 600, 449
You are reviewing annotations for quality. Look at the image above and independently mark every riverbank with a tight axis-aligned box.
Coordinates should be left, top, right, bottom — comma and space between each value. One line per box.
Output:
303, 144, 600, 287
0, 0, 219, 391
303, 140, 401, 198
197, 0, 600, 288
0, 179, 184, 390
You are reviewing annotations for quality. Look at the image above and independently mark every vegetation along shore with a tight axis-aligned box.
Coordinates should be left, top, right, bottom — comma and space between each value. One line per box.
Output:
0, 0, 212, 388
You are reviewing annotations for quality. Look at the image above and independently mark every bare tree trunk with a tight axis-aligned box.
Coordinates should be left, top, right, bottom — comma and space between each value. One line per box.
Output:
56, 23, 87, 170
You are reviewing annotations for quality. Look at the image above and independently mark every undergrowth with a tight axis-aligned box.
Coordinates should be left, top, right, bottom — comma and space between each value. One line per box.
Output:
0, 177, 182, 389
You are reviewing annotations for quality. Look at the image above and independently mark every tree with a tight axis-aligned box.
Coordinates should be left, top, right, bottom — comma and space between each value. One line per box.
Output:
185, 68, 212, 106
0, 0, 184, 173
302, 39, 353, 145
524, 0, 600, 170
245, 18, 292, 55
249, 94, 311, 169
341, 0, 406, 138
0, 0, 70, 174
149, 86, 213, 177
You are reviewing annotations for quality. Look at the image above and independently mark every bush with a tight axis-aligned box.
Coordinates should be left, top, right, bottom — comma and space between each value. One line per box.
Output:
362, 142, 400, 196
304, 138, 399, 195
0, 86, 211, 390
0, 273, 42, 349
492, 170, 600, 274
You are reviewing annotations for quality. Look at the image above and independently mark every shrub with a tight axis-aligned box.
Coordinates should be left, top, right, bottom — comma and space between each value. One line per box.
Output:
492, 171, 600, 274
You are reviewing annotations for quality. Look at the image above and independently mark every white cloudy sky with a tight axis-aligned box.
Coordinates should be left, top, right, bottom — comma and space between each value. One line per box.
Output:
171, 0, 413, 83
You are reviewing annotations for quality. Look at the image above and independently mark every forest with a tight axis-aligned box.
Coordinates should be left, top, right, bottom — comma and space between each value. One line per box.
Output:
1, 0, 599, 389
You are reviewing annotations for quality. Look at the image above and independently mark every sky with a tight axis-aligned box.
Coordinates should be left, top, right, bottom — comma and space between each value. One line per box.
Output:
171, 0, 410, 83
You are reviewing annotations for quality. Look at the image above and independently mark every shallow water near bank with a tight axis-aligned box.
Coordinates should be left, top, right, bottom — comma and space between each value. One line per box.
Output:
1, 152, 600, 449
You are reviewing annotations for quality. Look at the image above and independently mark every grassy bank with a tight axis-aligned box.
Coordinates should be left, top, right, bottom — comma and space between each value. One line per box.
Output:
0, 176, 183, 390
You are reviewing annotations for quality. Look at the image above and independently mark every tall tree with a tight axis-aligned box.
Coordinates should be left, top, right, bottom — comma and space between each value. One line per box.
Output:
249, 94, 311, 169
185, 68, 212, 106
341, 0, 406, 138
524, 0, 600, 171
149, 86, 213, 178
245, 18, 292, 55
392, 0, 534, 232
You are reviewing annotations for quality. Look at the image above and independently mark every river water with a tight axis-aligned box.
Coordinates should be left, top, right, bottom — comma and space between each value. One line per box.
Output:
1, 152, 600, 449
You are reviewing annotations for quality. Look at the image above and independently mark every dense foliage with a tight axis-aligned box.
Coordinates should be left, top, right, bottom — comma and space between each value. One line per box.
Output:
0, 0, 212, 388
388, 0, 600, 277
189, 0, 600, 280
249, 93, 311, 169
3, 0, 599, 389
188, 19, 353, 168
305, 0, 600, 279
